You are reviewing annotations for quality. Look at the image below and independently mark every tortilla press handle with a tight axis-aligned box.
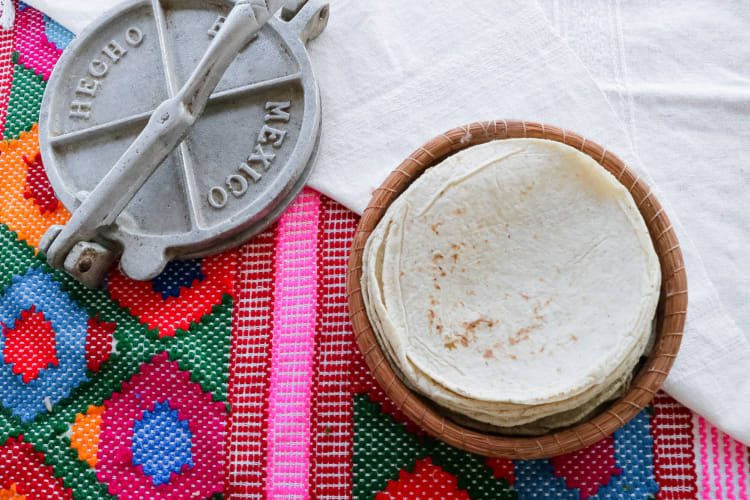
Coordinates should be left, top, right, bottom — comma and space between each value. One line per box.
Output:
39, 0, 286, 287
282, 0, 329, 43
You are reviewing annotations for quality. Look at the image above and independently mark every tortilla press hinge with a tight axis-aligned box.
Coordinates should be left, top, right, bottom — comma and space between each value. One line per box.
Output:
37, 0, 329, 288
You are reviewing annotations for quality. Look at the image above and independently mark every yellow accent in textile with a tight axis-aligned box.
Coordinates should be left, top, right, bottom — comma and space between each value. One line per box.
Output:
0, 124, 70, 250
0, 484, 25, 500
70, 405, 104, 468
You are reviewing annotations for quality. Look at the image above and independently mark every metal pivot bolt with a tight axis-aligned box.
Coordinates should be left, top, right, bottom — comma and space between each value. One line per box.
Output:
38, 0, 329, 287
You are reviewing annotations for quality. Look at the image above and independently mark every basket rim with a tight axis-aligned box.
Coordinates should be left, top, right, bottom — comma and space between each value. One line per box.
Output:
346, 119, 688, 459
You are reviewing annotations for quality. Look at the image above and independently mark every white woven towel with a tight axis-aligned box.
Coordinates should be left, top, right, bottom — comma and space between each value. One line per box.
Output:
25, 0, 750, 445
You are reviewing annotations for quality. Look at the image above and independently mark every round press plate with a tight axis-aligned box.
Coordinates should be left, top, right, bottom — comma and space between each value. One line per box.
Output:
39, 0, 321, 276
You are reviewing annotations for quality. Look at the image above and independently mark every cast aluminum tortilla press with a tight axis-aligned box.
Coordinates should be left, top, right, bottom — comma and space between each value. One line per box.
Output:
37, 0, 328, 287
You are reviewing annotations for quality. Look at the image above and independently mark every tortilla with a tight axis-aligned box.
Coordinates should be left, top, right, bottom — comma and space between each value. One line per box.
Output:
361, 138, 660, 429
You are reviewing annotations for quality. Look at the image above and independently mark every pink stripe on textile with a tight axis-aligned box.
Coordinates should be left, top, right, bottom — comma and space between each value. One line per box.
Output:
724, 433, 737, 500
712, 426, 724, 499
265, 189, 320, 499
695, 418, 750, 500
0, 16, 13, 139
737, 442, 748, 500
700, 416, 711, 499
225, 227, 277, 499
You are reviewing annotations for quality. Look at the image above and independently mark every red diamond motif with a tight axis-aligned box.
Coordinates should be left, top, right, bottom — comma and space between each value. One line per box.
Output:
2, 306, 58, 383
23, 152, 60, 214
486, 457, 515, 485
376, 457, 470, 500
550, 435, 623, 499
85, 314, 116, 372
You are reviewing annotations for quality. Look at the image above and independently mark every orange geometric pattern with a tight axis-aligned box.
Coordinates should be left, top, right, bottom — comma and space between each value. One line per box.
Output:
0, 484, 24, 500
0, 124, 70, 250
70, 405, 104, 468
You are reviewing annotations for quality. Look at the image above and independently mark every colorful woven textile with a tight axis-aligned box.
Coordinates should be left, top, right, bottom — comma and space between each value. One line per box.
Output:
0, 3, 747, 498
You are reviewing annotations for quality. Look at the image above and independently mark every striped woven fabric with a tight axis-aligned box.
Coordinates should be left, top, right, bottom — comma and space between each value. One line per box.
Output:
0, 3, 747, 499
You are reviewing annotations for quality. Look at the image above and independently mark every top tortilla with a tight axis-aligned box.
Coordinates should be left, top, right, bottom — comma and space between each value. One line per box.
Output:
362, 138, 660, 412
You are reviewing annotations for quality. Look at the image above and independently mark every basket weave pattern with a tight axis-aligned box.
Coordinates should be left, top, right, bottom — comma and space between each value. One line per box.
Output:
346, 120, 688, 459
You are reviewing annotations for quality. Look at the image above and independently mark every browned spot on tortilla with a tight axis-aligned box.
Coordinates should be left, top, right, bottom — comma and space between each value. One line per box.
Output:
427, 309, 435, 322
431, 222, 444, 235
434, 284, 441, 290
461, 268, 466, 273
436, 324, 443, 332
400, 271, 405, 277
459, 300, 465, 307
461, 241, 468, 247
539, 345, 545, 353
454, 207, 466, 215
509, 324, 541, 346
444, 341, 456, 350
433, 253, 444, 262
520, 294, 530, 300
483, 349, 494, 359
429, 295, 439, 306
463, 317, 491, 332
533, 234, 538, 240
509, 354, 517, 360
466, 290, 476, 296
570, 334, 579, 342
545, 298, 552, 306
444, 316, 496, 350
451, 253, 459, 262
457, 317, 496, 349
539, 277, 544, 282
532, 299, 549, 321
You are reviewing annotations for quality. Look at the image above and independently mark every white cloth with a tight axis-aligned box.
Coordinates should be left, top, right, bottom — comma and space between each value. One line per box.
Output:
535, 0, 750, 443
25, 0, 120, 33
25, 0, 750, 445
0, 0, 14, 30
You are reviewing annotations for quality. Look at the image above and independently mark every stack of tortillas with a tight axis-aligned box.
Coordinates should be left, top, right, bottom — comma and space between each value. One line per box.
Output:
361, 138, 661, 435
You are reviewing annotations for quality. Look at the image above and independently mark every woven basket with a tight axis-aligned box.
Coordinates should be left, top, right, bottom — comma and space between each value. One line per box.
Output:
346, 120, 688, 459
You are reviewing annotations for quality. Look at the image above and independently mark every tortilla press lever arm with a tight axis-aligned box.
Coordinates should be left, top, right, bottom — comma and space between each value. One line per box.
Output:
283, 0, 329, 43
38, 0, 285, 287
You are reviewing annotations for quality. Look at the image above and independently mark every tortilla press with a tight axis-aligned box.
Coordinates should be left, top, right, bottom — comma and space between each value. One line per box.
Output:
37, 0, 329, 287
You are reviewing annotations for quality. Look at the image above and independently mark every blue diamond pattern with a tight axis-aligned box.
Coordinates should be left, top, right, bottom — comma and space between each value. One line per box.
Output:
44, 15, 75, 50
132, 400, 194, 486
151, 259, 205, 300
0, 267, 88, 422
